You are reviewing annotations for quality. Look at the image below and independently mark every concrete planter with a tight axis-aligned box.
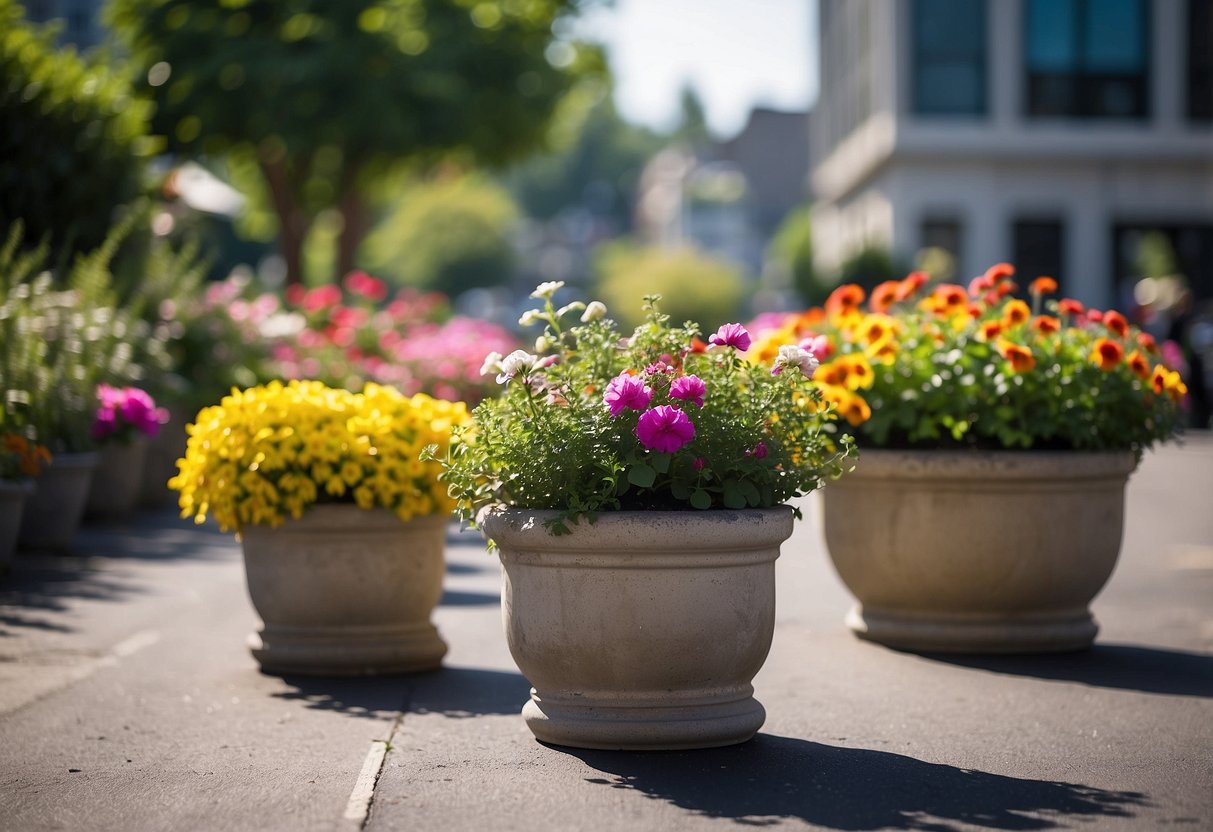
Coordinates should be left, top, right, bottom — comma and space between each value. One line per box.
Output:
240, 505, 448, 676
822, 449, 1137, 653
481, 506, 794, 751
18, 452, 98, 552
86, 437, 148, 520
0, 479, 32, 575
142, 409, 189, 507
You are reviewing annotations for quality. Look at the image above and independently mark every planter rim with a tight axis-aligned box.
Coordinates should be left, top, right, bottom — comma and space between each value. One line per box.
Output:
481, 505, 794, 555
843, 448, 1136, 480
0, 478, 35, 495
43, 451, 100, 469
240, 505, 449, 536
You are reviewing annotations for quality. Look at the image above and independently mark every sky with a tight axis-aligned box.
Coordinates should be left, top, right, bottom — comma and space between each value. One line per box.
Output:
574, 0, 819, 140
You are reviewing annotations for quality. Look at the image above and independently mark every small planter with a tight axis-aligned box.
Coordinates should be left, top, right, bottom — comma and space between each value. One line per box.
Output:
822, 449, 1137, 653
481, 506, 794, 751
240, 505, 449, 676
18, 452, 98, 552
86, 437, 148, 520
142, 408, 188, 507
0, 480, 32, 575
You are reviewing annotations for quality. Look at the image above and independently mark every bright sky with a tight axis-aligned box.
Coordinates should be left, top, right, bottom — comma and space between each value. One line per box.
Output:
574, 0, 819, 139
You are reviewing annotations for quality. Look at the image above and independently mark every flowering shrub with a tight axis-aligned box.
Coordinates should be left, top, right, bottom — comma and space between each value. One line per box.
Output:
435, 282, 854, 534
170, 380, 468, 533
92, 384, 167, 443
749, 265, 1185, 454
0, 433, 51, 480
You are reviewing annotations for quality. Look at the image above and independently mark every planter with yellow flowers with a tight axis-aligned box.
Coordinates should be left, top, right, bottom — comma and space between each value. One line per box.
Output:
171, 380, 468, 676
752, 265, 1186, 653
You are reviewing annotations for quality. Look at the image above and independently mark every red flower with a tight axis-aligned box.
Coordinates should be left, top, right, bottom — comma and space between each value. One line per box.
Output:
1103, 310, 1129, 338
1058, 298, 1085, 317
826, 284, 866, 317
869, 280, 901, 313
984, 262, 1015, 282
1031, 315, 1061, 335
1029, 276, 1058, 296
1090, 337, 1124, 370
896, 271, 929, 301
997, 339, 1036, 373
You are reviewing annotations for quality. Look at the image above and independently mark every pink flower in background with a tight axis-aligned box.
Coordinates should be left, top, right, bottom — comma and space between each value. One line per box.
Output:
343, 271, 388, 302
708, 323, 751, 352
302, 284, 342, 313
603, 372, 652, 417
92, 385, 167, 441
798, 334, 832, 362
669, 375, 707, 408
636, 405, 695, 453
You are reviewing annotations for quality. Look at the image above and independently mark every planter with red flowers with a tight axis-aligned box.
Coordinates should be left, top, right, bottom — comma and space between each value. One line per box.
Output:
751, 265, 1186, 653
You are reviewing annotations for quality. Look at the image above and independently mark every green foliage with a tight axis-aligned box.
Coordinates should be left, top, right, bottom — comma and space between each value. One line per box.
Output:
0, 1, 155, 267
835, 244, 910, 294
362, 175, 518, 295
768, 204, 819, 302
435, 284, 854, 534
594, 242, 748, 332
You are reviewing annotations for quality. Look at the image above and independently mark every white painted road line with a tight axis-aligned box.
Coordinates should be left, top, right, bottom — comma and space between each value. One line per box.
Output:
341, 740, 389, 829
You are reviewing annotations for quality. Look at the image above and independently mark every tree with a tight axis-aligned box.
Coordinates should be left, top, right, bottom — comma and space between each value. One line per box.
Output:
767, 203, 820, 302
108, 0, 596, 285
674, 84, 711, 147
0, 1, 154, 269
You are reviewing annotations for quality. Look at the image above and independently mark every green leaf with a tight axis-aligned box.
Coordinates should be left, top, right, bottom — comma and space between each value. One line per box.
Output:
627, 464, 657, 488
670, 479, 691, 500
722, 480, 746, 509
650, 453, 671, 474
690, 489, 712, 510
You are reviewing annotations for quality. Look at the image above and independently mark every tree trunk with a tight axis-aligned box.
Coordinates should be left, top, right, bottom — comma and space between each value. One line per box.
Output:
258, 157, 312, 287
335, 182, 370, 281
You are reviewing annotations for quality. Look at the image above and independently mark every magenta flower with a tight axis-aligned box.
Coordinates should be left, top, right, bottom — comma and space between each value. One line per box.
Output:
746, 441, 769, 459
636, 405, 695, 453
669, 374, 707, 408
603, 372, 653, 417
708, 323, 751, 351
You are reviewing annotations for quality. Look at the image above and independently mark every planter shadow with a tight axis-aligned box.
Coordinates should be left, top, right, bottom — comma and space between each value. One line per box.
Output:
0, 557, 147, 636
917, 643, 1213, 699
270, 667, 531, 721
439, 589, 500, 607
557, 733, 1148, 830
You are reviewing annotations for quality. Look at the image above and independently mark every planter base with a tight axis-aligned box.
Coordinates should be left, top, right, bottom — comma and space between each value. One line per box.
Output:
523, 688, 765, 751
250, 622, 447, 677
847, 604, 1098, 654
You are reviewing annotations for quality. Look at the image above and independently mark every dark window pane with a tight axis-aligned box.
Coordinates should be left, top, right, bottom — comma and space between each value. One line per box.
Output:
922, 218, 964, 264
1085, 0, 1146, 70
1013, 220, 1066, 293
913, 0, 987, 115
1190, 0, 1213, 120
1027, 0, 1077, 70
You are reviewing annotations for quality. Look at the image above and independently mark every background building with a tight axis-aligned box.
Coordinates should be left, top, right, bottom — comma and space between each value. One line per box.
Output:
810, 0, 1213, 309
22, 0, 106, 50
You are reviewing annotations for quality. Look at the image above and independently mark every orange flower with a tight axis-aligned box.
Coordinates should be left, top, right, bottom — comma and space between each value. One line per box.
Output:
825, 284, 866, 318
689, 337, 709, 354
1103, 310, 1129, 339
995, 280, 1018, 298
1137, 331, 1158, 353
869, 280, 901, 313
984, 262, 1015, 282
1032, 315, 1061, 335
857, 314, 895, 346
979, 320, 1004, 341
1002, 299, 1031, 328
1090, 337, 1124, 370
839, 353, 875, 391
1126, 349, 1150, 379
1152, 366, 1188, 401
896, 271, 929, 301
928, 284, 968, 316
1029, 276, 1058, 296
813, 360, 847, 387
820, 385, 872, 426
996, 339, 1036, 373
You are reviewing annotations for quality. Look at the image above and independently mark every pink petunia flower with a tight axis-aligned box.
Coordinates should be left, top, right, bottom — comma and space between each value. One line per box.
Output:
669, 374, 707, 408
708, 323, 751, 351
603, 372, 653, 417
635, 405, 695, 453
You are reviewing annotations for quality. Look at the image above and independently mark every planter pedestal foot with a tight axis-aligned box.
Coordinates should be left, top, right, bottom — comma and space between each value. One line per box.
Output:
847, 604, 1099, 654
249, 623, 448, 677
523, 688, 766, 751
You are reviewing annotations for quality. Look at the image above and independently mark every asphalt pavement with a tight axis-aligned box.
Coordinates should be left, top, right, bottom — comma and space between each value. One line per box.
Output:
1, 436, 1210, 832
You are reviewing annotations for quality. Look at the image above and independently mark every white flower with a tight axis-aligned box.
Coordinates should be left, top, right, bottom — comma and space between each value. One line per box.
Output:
556, 301, 585, 318
531, 281, 565, 300
479, 351, 504, 377
518, 309, 544, 327
772, 344, 820, 378
496, 349, 537, 384
535, 334, 555, 353
581, 301, 607, 322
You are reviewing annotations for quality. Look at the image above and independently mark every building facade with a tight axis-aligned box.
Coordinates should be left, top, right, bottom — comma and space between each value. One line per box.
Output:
22, 0, 107, 51
811, 0, 1213, 308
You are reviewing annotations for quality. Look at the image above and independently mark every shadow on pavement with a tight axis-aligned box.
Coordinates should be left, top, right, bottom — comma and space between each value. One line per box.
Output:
919, 644, 1213, 699
72, 509, 233, 561
559, 733, 1148, 830
0, 558, 147, 636
407, 666, 531, 718
439, 589, 500, 607
271, 675, 409, 720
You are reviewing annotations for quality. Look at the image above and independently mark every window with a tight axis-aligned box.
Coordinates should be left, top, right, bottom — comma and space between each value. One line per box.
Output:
1190, 0, 1213, 120
921, 218, 964, 279
912, 0, 988, 115
1024, 0, 1150, 119
1013, 219, 1066, 294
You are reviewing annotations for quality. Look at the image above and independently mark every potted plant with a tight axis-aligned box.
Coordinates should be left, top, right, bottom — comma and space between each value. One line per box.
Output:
170, 379, 468, 676
437, 281, 853, 750
0, 433, 51, 574
751, 265, 1186, 653
85, 384, 168, 519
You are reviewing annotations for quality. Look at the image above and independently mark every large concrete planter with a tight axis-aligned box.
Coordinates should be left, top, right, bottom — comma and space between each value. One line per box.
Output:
481, 506, 794, 751
240, 505, 448, 676
18, 452, 98, 552
142, 409, 189, 507
86, 437, 148, 520
0, 479, 32, 575
822, 449, 1137, 653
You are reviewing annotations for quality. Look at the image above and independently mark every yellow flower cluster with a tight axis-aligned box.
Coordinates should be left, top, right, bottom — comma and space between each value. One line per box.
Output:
170, 380, 468, 532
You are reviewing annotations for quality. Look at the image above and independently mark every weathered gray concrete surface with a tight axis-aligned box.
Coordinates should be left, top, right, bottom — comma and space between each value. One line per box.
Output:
1, 437, 1211, 831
